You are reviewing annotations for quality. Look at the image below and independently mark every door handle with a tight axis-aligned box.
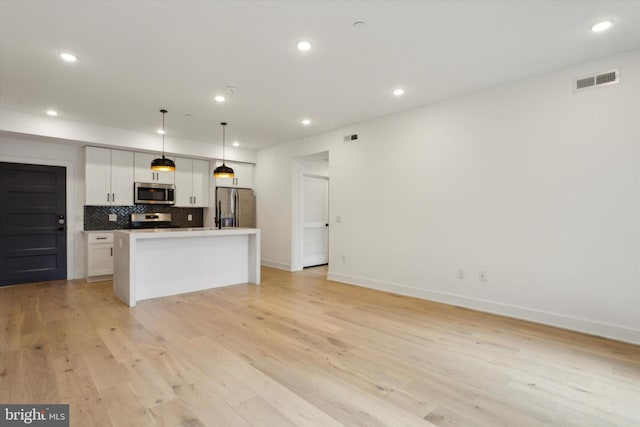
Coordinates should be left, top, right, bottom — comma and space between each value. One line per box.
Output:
58, 227, 65, 231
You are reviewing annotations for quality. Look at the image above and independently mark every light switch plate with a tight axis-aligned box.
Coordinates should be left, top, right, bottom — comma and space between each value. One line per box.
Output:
108, 214, 117, 222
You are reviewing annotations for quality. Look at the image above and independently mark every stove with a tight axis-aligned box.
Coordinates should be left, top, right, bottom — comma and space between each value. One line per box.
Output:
129, 213, 180, 229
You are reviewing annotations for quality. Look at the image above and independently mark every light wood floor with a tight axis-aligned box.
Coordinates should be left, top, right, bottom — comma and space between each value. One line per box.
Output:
1, 266, 639, 426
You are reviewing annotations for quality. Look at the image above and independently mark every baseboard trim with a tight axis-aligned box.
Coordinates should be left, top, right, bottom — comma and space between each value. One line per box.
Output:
261, 260, 293, 271
327, 272, 640, 346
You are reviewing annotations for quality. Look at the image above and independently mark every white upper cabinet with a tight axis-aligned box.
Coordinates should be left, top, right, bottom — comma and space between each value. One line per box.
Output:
191, 159, 210, 206
175, 157, 210, 207
214, 161, 254, 188
85, 147, 134, 206
134, 152, 175, 184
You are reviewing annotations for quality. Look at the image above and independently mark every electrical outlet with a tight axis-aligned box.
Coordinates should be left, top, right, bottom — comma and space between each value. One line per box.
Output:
457, 269, 464, 279
108, 214, 117, 222
479, 271, 487, 282
188, 214, 193, 221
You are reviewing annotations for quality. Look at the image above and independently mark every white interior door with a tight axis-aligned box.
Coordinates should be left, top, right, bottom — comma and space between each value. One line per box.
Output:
302, 176, 329, 267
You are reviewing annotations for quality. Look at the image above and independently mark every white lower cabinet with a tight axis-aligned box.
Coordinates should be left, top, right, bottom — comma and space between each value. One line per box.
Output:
85, 232, 114, 282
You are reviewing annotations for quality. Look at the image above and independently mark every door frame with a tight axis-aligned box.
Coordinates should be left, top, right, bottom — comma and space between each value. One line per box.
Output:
0, 154, 76, 281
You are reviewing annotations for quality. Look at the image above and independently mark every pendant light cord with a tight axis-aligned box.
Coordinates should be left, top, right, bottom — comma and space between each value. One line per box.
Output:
161, 109, 166, 157
221, 122, 227, 163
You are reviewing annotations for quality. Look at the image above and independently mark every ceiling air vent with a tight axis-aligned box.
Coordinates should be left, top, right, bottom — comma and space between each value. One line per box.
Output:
343, 133, 359, 143
575, 69, 619, 91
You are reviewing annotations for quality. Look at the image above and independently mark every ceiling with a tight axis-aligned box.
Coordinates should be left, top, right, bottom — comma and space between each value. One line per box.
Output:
2, 1, 640, 150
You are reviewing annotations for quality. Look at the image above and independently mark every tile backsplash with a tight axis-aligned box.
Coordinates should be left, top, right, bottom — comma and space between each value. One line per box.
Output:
84, 205, 204, 230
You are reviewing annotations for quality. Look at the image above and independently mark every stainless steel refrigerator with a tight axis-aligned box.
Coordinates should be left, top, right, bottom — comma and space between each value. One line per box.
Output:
215, 187, 256, 228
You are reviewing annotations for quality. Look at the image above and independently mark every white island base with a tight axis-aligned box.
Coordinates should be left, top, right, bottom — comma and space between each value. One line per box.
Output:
113, 228, 260, 307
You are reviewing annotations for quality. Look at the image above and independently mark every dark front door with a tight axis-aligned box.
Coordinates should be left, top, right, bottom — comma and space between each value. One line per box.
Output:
0, 162, 67, 286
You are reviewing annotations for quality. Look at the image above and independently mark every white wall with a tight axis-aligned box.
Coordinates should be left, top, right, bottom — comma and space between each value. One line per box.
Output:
256, 49, 640, 344
0, 110, 257, 164
0, 133, 86, 279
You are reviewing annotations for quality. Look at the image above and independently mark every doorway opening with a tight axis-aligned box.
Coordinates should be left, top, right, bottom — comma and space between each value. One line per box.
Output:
0, 162, 67, 286
302, 175, 329, 268
292, 152, 329, 272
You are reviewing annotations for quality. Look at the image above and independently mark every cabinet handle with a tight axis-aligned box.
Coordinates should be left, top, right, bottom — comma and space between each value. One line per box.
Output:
110, 247, 113, 256
107, 193, 110, 202
96, 237, 107, 240
194, 196, 196, 204
112, 193, 115, 202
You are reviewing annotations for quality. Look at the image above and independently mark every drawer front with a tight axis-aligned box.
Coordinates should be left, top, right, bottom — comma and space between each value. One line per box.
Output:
87, 233, 114, 244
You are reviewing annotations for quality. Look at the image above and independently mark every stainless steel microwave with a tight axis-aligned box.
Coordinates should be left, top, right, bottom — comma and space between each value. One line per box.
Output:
134, 182, 175, 205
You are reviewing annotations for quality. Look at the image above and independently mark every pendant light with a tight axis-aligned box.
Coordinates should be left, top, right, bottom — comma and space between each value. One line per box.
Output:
213, 122, 235, 178
151, 109, 176, 172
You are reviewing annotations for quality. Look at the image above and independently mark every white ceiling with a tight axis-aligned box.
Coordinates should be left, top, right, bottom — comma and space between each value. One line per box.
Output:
2, 1, 640, 150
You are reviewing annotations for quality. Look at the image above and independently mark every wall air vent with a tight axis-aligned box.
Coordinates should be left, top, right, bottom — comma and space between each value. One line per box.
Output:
576, 76, 595, 89
575, 69, 619, 91
343, 134, 359, 143
596, 70, 618, 85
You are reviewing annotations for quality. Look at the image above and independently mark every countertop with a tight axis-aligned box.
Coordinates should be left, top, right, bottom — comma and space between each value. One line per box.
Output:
114, 227, 259, 240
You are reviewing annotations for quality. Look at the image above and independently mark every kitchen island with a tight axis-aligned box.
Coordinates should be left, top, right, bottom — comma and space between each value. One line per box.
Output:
113, 227, 260, 307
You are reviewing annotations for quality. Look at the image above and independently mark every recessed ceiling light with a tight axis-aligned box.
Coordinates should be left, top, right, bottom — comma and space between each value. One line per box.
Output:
59, 52, 77, 62
157, 129, 165, 135
393, 88, 405, 96
297, 40, 312, 51
214, 95, 226, 102
46, 110, 58, 116
591, 20, 613, 32
353, 21, 366, 29
232, 141, 240, 147
302, 119, 311, 126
